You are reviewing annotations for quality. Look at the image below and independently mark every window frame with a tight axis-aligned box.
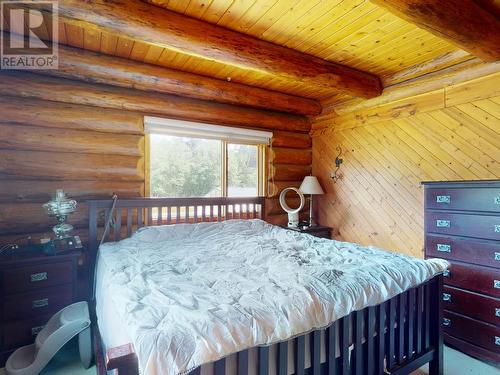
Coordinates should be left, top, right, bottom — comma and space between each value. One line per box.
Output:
145, 134, 267, 199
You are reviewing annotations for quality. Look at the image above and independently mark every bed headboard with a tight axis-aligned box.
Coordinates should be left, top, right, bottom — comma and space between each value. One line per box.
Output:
87, 196, 265, 271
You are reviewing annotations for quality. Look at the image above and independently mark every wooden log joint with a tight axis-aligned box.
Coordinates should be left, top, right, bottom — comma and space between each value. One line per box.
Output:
371, 0, 500, 62
40, 42, 322, 116
39, 0, 382, 98
0, 71, 311, 133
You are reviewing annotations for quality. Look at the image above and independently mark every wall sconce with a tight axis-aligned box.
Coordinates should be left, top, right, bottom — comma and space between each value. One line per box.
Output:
330, 146, 343, 183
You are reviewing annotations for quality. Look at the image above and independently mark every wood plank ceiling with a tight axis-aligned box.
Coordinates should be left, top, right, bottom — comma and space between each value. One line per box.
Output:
55, 0, 474, 102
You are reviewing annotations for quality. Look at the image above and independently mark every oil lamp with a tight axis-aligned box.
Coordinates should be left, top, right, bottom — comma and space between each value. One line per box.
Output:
43, 189, 77, 239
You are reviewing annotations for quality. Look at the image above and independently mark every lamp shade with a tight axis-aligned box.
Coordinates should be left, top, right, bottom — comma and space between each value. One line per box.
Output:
299, 176, 324, 195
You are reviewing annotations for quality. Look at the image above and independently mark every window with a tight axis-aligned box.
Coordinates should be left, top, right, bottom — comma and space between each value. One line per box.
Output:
146, 117, 270, 198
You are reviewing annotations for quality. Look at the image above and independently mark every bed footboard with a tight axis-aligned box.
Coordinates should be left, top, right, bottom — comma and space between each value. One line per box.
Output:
94, 274, 444, 375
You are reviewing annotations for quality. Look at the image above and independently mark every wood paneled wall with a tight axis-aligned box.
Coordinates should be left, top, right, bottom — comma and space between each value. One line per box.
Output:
0, 73, 311, 249
312, 71, 500, 258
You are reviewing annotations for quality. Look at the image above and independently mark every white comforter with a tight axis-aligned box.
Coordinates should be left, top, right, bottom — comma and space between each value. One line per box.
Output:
97, 219, 448, 375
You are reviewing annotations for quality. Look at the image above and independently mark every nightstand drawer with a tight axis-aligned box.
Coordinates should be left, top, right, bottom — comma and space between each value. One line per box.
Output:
1, 314, 52, 350
442, 286, 500, 325
2, 261, 74, 294
3, 284, 73, 321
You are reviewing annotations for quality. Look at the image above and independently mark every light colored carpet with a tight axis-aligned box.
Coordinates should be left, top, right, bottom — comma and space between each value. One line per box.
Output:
410, 346, 499, 375
1, 342, 498, 375
0, 337, 94, 375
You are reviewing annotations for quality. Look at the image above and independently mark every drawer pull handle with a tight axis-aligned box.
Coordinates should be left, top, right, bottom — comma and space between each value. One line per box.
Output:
495, 197, 500, 205
443, 293, 452, 302
496, 337, 500, 346
30, 272, 47, 282
495, 308, 500, 318
32, 298, 49, 309
443, 318, 451, 327
495, 253, 500, 261
437, 244, 451, 253
494, 280, 500, 289
443, 269, 450, 277
436, 195, 451, 204
495, 225, 500, 233
31, 325, 44, 336
436, 220, 450, 228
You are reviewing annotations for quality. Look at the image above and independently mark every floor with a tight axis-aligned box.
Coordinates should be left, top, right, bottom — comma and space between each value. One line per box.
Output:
1, 341, 498, 375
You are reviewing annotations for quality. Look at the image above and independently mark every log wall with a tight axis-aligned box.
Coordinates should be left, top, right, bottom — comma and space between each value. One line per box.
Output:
311, 70, 500, 258
0, 72, 311, 248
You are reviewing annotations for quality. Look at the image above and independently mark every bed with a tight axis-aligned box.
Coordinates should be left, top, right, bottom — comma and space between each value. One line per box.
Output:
88, 197, 446, 375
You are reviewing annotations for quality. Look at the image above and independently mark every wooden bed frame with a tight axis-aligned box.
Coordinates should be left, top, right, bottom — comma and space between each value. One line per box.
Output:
88, 196, 444, 375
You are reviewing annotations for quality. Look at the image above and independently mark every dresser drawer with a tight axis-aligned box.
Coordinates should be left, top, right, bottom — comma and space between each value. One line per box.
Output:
1, 314, 52, 349
442, 286, 500, 325
425, 234, 500, 268
443, 310, 500, 353
425, 212, 500, 241
444, 261, 500, 298
425, 187, 500, 213
2, 284, 73, 321
2, 261, 74, 294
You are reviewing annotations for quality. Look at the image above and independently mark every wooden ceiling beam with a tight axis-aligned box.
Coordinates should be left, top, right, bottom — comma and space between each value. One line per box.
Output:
371, 0, 500, 62
36, 42, 321, 116
0, 72, 310, 133
39, 0, 381, 99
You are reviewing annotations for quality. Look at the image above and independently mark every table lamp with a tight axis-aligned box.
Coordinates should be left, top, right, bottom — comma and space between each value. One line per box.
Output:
299, 176, 324, 226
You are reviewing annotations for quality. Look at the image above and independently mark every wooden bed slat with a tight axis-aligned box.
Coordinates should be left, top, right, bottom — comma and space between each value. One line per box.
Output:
126, 208, 132, 236
407, 288, 416, 360
147, 207, 153, 226
339, 315, 349, 375
114, 208, 122, 241
353, 310, 363, 375
295, 335, 305, 375
388, 298, 396, 368
237, 350, 249, 375
398, 292, 406, 363
277, 342, 287, 375
425, 283, 431, 350
366, 306, 376, 375
137, 208, 143, 229
258, 346, 269, 375
311, 331, 321, 375
377, 302, 386, 375
157, 206, 162, 225
326, 323, 336, 375
215, 357, 226, 375
417, 284, 424, 353
166, 206, 171, 224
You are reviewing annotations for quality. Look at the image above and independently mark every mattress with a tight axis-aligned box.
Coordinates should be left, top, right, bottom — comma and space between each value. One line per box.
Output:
95, 219, 447, 375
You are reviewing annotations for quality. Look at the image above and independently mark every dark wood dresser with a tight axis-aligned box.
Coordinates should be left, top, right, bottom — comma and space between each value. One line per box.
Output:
0, 251, 79, 366
423, 180, 500, 365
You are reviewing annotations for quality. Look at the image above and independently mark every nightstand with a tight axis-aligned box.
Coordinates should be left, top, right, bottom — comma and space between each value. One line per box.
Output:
0, 251, 80, 366
284, 225, 332, 239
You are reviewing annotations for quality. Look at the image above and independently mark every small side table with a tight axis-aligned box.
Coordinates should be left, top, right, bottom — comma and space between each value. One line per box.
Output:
0, 251, 80, 366
283, 225, 332, 239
